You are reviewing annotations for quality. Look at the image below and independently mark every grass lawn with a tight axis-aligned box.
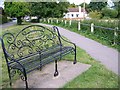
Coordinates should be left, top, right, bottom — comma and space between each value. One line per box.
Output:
1, 24, 119, 88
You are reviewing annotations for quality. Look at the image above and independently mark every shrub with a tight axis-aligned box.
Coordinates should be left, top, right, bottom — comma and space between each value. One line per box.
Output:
102, 7, 118, 18
89, 11, 103, 19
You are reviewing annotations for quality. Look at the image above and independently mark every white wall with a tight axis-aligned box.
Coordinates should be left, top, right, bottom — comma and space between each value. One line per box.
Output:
64, 12, 84, 18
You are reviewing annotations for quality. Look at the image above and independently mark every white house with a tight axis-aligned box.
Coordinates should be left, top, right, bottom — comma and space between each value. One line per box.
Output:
63, 6, 87, 20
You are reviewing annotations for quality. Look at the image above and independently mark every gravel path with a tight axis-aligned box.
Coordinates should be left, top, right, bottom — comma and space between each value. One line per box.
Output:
38, 23, 119, 75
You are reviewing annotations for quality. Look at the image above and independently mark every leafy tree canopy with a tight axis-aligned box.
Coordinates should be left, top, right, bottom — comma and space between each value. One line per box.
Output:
30, 2, 69, 18
4, 2, 30, 24
88, 1, 107, 12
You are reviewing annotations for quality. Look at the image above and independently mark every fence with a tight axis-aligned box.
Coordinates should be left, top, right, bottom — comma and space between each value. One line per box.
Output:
40, 18, 120, 50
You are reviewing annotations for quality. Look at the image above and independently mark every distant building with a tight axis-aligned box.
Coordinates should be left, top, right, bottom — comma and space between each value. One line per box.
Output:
63, 6, 87, 20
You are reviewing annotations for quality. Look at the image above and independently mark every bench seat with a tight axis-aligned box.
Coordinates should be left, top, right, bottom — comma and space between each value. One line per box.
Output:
10, 46, 74, 73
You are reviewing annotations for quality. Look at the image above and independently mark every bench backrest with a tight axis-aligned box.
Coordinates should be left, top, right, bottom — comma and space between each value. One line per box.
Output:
1, 25, 61, 62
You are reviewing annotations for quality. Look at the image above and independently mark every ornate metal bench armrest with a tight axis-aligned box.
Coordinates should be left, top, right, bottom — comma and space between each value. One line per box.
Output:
53, 26, 76, 50
60, 36, 76, 49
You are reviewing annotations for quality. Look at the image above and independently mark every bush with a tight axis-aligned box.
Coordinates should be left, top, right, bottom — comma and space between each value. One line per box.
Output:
89, 11, 103, 19
102, 7, 118, 18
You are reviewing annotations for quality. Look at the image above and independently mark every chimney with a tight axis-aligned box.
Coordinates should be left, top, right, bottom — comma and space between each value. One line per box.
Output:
79, 6, 81, 13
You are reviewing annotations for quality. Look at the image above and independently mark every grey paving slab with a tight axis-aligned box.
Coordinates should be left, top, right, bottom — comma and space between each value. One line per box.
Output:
13, 61, 91, 88
36, 23, 119, 75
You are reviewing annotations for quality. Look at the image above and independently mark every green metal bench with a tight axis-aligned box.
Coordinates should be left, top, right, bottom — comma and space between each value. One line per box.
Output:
1, 25, 77, 89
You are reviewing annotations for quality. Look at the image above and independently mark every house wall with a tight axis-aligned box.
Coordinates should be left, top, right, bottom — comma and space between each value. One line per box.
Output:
63, 6, 87, 19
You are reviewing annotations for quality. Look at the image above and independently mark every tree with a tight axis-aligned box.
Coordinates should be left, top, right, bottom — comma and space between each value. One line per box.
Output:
88, 1, 107, 12
4, 2, 30, 25
30, 2, 69, 21
79, 2, 90, 12
69, 3, 77, 8
102, 7, 118, 18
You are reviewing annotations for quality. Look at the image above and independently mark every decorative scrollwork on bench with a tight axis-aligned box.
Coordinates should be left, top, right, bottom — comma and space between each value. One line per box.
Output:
2, 25, 60, 60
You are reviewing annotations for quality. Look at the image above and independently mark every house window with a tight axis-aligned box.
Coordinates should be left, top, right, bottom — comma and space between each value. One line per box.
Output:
76, 14, 79, 17
71, 14, 74, 17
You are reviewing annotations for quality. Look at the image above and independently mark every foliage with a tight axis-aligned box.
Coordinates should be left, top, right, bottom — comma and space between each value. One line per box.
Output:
4, 2, 30, 25
79, 3, 90, 12
89, 11, 103, 19
30, 2, 69, 19
69, 3, 77, 8
102, 7, 118, 18
88, 1, 107, 12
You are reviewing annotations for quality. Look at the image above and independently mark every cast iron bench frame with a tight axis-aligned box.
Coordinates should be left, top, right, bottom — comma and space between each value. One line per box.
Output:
1, 25, 77, 89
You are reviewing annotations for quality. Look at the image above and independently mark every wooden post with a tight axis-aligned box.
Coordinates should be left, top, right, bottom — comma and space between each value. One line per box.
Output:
78, 21, 81, 30
65, 20, 66, 25
91, 23, 94, 33
48, 19, 49, 23
56, 19, 58, 23
69, 20, 71, 26
114, 27, 118, 45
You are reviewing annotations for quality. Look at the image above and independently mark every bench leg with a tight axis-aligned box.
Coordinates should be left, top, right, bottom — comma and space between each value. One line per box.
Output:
23, 70, 29, 89
54, 60, 59, 77
73, 49, 77, 64
8, 69, 12, 87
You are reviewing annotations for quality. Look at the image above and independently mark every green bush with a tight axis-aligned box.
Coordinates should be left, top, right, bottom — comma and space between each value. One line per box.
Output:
102, 8, 118, 18
89, 11, 103, 19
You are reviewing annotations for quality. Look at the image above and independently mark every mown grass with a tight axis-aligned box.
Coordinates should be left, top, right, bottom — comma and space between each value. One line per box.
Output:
1, 24, 119, 88
63, 47, 119, 88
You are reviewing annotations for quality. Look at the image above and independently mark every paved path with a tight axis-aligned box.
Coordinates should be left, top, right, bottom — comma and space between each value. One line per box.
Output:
37, 23, 119, 75
13, 61, 91, 88
0, 21, 16, 29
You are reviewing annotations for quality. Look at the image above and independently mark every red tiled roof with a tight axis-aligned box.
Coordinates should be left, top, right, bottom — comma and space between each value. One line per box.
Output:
68, 8, 79, 12
68, 7, 86, 12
